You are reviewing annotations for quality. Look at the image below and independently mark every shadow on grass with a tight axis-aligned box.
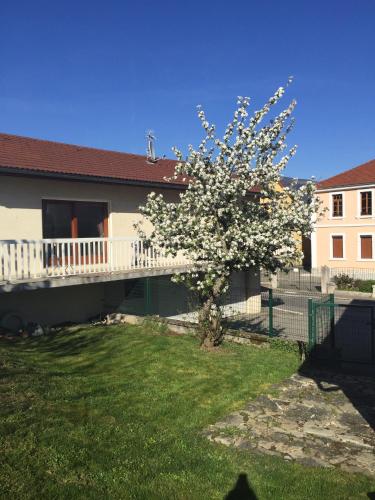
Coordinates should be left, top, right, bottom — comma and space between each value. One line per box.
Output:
224, 316, 285, 339
225, 473, 257, 499
0, 326, 126, 378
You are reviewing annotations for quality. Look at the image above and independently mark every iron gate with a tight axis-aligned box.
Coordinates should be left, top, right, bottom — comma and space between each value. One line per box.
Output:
309, 299, 375, 367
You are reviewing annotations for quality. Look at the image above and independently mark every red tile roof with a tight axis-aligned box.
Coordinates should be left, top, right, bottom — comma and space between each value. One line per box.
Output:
0, 132, 184, 187
0, 132, 260, 192
317, 158, 375, 190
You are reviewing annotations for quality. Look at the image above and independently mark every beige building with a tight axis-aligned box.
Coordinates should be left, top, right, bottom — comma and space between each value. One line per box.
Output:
313, 158, 375, 272
0, 133, 260, 327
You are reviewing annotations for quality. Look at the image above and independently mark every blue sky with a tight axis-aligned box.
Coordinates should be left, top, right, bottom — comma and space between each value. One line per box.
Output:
1, 0, 374, 180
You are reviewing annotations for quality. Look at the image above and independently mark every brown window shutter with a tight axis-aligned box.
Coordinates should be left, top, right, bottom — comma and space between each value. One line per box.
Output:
361, 235, 372, 259
332, 236, 343, 259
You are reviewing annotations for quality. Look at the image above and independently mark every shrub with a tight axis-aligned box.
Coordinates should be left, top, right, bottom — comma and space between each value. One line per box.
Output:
332, 275, 375, 293
269, 337, 300, 354
333, 273, 356, 290
141, 316, 169, 335
356, 279, 375, 293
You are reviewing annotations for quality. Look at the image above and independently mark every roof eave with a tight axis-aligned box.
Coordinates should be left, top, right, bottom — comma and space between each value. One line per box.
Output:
0, 165, 186, 190
316, 181, 375, 192
0, 165, 261, 193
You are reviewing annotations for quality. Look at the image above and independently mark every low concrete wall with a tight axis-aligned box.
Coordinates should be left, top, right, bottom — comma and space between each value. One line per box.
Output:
0, 269, 262, 328
334, 290, 375, 300
0, 282, 107, 326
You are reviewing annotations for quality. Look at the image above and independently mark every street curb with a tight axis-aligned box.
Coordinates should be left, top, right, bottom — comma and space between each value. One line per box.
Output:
334, 290, 375, 300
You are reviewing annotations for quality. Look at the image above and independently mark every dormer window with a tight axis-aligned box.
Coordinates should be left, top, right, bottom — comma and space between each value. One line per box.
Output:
332, 193, 343, 217
360, 191, 372, 216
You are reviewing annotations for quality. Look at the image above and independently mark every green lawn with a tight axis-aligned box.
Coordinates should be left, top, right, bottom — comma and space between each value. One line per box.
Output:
0, 324, 374, 499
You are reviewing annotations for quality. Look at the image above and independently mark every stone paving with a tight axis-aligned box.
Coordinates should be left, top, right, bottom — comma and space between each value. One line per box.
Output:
204, 369, 375, 476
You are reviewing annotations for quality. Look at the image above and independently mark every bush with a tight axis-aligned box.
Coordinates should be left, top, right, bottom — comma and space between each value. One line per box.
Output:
333, 275, 375, 293
269, 337, 300, 354
355, 279, 375, 293
333, 273, 356, 290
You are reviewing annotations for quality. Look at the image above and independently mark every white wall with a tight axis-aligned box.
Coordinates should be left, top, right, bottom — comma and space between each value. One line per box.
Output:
0, 175, 179, 240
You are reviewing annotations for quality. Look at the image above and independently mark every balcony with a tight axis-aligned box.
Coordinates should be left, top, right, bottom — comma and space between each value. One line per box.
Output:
0, 237, 192, 292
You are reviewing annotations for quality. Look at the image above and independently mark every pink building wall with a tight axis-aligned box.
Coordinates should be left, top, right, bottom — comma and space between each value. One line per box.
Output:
313, 187, 375, 269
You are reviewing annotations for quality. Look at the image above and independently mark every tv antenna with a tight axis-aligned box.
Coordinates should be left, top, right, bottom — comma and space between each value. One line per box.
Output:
146, 130, 157, 163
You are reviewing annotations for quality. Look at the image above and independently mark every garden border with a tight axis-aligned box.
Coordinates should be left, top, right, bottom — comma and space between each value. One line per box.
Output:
105, 312, 305, 349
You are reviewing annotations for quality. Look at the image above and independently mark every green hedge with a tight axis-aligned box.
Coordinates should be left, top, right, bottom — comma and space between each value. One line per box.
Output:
355, 279, 375, 293
333, 273, 375, 292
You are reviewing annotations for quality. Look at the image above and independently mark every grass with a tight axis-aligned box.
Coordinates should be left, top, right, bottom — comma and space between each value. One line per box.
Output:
0, 323, 374, 499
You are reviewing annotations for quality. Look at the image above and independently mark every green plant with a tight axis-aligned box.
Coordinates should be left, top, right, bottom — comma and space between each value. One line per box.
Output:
0, 326, 373, 498
355, 279, 375, 293
332, 273, 356, 290
333, 275, 375, 293
269, 337, 301, 354
141, 316, 169, 335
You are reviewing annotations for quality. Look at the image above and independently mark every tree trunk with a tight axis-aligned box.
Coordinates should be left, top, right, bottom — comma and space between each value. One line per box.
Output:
198, 276, 227, 349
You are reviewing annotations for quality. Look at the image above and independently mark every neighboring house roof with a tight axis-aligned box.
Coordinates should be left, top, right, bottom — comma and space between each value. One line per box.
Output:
280, 176, 309, 190
317, 158, 375, 190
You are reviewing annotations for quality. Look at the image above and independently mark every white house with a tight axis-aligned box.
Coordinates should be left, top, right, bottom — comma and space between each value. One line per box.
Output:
0, 133, 261, 327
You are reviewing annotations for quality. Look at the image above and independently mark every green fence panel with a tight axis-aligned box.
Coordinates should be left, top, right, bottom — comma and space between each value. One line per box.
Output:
329, 293, 335, 348
308, 298, 313, 350
268, 288, 273, 337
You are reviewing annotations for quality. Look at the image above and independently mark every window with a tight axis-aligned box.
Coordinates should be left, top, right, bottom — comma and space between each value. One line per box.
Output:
42, 200, 109, 267
360, 191, 372, 216
360, 235, 373, 259
332, 193, 343, 217
42, 200, 108, 239
42, 200, 73, 238
332, 235, 344, 259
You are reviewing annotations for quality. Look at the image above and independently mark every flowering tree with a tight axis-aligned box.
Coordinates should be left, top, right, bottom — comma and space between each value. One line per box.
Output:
138, 81, 321, 348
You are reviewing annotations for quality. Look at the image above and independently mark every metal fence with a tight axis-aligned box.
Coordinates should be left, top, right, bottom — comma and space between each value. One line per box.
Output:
329, 267, 375, 281
116, 276, 331, 344
309, 298, 375, 369
117, 276, 198, 319
110, 272, 375, 355
270, 288, 328, 341
224, 287, 329, 343
261, 267, 322, 292
277, 268, 321, 292
223, 287, 270, 337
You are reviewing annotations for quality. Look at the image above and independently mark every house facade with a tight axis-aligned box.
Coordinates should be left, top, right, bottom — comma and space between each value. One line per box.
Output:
313, 158, 375, 270
0, 133, 261, 327
278, 177, 311, 269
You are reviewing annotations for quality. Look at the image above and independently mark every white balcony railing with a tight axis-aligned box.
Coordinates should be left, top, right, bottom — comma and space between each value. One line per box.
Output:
0, 237, 190, 282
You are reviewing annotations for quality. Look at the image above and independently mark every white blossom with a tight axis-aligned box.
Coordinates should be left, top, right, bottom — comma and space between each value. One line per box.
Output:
137, 82, 322, 347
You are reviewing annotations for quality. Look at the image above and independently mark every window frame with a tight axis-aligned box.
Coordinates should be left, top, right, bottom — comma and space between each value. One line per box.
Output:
42, 199, 109, 239
357, 189, 374, 218
357, 232, 375, 261
330, 233, 346, 260
330, 192, 344, 219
